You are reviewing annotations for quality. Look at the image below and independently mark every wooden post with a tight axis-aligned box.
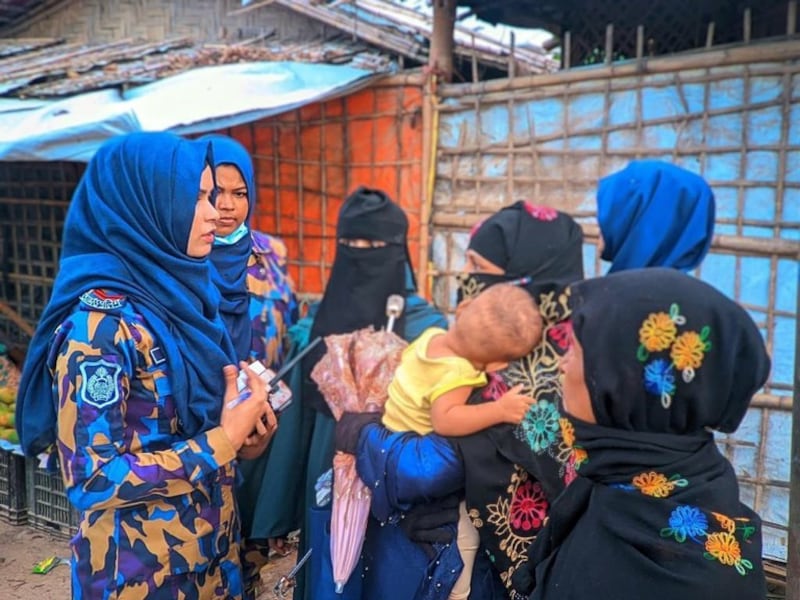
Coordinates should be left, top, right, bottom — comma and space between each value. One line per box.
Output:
509, 31, 516, 79
706, 21, 716, 47
743, 7, 752, 43
605, 23, 614, 65
470, 33, 479, 83
429, 0, 457, 82
636, 25, 644, 63
789, 283, 800, 600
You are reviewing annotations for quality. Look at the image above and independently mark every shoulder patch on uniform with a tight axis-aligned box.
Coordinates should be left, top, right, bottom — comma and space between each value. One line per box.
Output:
79, 359, 122, 409
79, 289, 127, 311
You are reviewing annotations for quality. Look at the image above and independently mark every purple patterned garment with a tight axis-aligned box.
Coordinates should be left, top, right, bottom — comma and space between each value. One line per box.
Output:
246, 231, 297, 369
50, 290, 244, 599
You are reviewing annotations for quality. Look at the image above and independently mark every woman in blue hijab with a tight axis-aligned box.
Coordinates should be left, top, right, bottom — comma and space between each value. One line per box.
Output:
200, 133, 299, 595
15, 132, 273, 598
597, 160, 715, 272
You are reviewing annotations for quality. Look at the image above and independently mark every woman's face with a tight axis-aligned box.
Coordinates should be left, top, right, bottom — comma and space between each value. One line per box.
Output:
214, 164, 249, 237
464, 249, 504, 274
186, 166, 219, 258
560, 332, 596, 423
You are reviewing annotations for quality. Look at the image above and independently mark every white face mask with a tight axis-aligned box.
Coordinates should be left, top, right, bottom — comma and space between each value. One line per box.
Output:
213, 222, 249, 246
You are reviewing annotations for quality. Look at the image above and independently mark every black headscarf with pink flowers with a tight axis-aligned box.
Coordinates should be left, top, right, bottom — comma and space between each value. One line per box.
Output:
452, 201, 585, 594
512, 268, 770, 600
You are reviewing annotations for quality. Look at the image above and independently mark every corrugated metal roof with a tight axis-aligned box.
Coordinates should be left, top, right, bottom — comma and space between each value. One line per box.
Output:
0, 36, 392, 98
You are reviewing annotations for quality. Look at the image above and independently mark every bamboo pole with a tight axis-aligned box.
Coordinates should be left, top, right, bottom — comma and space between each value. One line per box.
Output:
743, 8, 752, 43
564, 31, 571, 69
419, 75, 439, 300
636, 25, 644, 63
471, 33, 479, 83
0, 302, 34, 338
605, 23, 614, 65
706, 22, 715, 48
790, 278, 800, 600
790, 1, 798, 35
439, 38, 800, 97
509, 31, 516, 79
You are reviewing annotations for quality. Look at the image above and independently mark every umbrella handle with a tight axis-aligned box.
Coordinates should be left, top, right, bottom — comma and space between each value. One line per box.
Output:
273, 549, 312, 598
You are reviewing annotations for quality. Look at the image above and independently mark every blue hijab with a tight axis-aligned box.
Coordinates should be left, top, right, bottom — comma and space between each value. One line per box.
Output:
199, 134, 256, 362
597, 160, 715, 272
16, 132, 236, 456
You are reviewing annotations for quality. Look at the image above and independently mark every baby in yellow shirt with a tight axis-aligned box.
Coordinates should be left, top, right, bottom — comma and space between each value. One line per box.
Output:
382, 283, 542, 600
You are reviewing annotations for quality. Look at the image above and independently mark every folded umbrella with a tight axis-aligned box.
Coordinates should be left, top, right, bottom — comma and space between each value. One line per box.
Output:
311, 326, 407, 593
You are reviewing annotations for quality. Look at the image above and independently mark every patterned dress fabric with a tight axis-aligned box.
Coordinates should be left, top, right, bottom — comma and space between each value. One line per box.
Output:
453, 202, 585, 591
247, 230, 297, 368
52, 291, 243, 600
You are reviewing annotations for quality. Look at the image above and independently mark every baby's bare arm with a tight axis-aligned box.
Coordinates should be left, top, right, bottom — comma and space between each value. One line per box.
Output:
431, 384, 532, 436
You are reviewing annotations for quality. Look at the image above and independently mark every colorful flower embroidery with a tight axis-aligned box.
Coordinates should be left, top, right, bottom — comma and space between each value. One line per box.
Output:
571, 447, 588, 469
639, 312, 677, 352
661, 506, 756, 576
509, 480, 548, 532
523, 202, 558, 221
712, 512, 736, 534
547, 320, 573, 351
631, 472, 688, 498
483, 371, 510, 401
636, 303, 711, 409
559, 417, 575, 448
520, 399, 560, 453
643, 359, 676, 405
671, 327, 711, 381
485, 468, 541, 586
704, 532, 753, 575
662, 505, 709, 542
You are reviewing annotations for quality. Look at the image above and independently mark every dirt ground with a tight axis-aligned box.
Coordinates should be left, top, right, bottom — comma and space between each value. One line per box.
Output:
0, 519, 297, 599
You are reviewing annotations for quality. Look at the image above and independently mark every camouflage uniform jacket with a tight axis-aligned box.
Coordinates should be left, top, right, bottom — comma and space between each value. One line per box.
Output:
50, 289, 244, 599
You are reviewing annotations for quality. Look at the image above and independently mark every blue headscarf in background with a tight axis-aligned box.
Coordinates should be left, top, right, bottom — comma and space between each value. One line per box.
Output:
16, 132, 236, 456
198, 134, 255, 362
597, 160, 715, 272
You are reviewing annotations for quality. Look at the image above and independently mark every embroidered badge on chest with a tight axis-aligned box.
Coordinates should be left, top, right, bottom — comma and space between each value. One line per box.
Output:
79, 359, 122, 409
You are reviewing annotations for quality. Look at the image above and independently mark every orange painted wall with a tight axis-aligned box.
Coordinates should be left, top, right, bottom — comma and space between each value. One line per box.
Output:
227, 80, 425, 297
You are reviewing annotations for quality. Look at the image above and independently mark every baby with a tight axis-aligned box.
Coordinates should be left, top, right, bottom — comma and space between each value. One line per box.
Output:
382, 283, 542, 600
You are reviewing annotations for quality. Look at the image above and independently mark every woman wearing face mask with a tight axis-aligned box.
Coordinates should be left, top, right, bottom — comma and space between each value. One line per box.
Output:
199, 134, 299, 592
15, 132, 273, 599
512, 268, 770, 600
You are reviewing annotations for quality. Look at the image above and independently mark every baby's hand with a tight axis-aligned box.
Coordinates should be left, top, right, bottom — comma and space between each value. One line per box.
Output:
497, 384, 535, 424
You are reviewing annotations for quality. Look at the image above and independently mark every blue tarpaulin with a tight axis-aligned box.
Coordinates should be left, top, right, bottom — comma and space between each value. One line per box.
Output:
0, 61, 376, 162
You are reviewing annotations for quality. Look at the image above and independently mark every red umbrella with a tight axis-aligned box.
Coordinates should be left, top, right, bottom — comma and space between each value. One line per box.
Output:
311, 326, 407, 593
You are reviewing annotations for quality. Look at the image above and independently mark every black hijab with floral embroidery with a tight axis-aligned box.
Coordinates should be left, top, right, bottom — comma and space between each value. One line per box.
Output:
512, 268, 771, 600
453, 201, 584, 591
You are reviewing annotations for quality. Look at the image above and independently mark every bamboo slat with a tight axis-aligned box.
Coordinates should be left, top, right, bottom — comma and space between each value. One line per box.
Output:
439, 38, 800, 98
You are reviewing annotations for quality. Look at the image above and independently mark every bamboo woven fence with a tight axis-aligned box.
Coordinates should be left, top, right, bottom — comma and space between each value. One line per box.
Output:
0, 161, 82, 349
430, 37, 800, 563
